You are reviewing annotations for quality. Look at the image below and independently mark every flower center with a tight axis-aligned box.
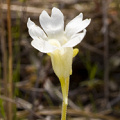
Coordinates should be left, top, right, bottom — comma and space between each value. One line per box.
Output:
48, 39, 61, 48
48, 36, 68, 48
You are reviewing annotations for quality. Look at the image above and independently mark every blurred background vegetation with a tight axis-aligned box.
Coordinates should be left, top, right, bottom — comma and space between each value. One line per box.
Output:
0, 0, 120, 120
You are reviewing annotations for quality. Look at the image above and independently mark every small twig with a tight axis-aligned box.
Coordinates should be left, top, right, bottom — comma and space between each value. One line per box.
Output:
1, 3, 48, 14
0, 0, 8, 119
0, 0, 8, 111
0, 0, 8, 97
80, 41, 103, 55
0, 95, 43, 119
102, 0, 109, 106
1, 3, 88, 15
36, 109, 119, 120
7, 0, 13, 119
109, 94, 120, 107
44, 79, 80, 110
110, 51, 120, 59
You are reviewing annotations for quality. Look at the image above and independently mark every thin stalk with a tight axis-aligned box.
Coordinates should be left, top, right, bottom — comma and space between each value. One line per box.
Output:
102, 0, 109, 105
7, 0, 13, 119
60, 77, 70, 120
61, 101, 67, 120
0, 0, 8, 97
0, 0, 7, 119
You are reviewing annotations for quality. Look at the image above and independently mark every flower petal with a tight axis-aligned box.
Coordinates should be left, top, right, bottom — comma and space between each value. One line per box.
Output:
40, 7, 64, 37
27, 18, 47, 40
31, 37, 57, 53
65, 13, 91, 37
63, 29, 86, 47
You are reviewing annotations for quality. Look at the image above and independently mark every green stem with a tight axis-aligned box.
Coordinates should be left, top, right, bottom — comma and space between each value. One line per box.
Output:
61, 100, 67, 120
60, 77, 69, 120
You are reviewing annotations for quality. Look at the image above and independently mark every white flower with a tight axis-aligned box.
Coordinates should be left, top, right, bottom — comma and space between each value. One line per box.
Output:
27, 7, 91, 79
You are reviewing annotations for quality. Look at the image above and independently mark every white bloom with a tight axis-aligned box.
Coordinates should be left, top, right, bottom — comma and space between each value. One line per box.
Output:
27, 7, 91, 79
